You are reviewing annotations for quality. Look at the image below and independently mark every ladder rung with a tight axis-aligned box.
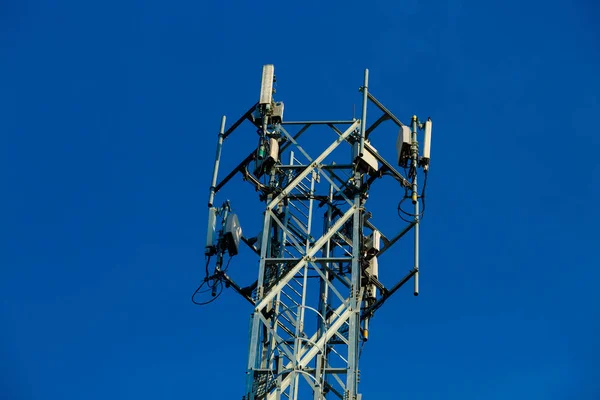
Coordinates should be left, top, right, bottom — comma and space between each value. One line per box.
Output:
290, 278, 305, 294
288, 201, 309, 219
297, 180, 311, 193
286, 219, 309, 237
286, 282, 303, 298
292, 277, 304, 287
280, 291, 301, 309
276, 319, 295, 339
277, 312, 297, 332
289, 214, 309, 234
283, 230, 305, 252
285, 221, 310, 243
283, 248, 299, 258
289, 193, 311, 208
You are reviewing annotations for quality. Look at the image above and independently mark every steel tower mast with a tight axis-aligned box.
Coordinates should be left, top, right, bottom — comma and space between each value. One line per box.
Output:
196, 65, 433, 400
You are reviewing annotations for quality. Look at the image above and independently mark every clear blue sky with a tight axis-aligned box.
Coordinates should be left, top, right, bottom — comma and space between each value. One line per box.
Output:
2, 1, 599, 399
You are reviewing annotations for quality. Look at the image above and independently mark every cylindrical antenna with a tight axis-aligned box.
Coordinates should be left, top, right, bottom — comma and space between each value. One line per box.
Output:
208, 115, 226, 207
422, 117, 432, 171
359, 69, 369, 156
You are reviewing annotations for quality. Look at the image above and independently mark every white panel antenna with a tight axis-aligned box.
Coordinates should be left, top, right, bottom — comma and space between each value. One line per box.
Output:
396, 125, 412, 167
365, 230, 381, 301
356, 141, 379, 175
422, 118, 432, 170
205, 207, 217, 253
259, 64, 274, 105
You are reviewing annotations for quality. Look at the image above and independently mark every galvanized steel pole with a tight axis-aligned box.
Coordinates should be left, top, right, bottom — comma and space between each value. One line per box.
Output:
411, 115, 420, 296
208, 115, 226, 207
359, 69, 369, 156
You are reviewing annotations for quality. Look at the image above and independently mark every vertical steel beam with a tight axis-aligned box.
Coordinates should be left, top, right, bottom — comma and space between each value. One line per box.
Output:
346, 189, 362, 399
347, 91, 367, 397
246, 203, 274, 399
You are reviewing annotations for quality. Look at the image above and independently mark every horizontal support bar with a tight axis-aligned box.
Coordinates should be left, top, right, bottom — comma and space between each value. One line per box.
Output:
214, 151, 255, 193
277, 164, 354, 170
363, 91, 405, 127
264, 257, 352, 264
241, 236, 260, 255
281, 120, 357, 125
216, 271, 256, 306
223, 103, 258, 140
362, 219, 389, 244
365, 113, 390, 139
362, 268, 417, 319
363, 272, 386, 292
363, 141, 410, 188
302, 368, 348, 374
284, 194, 348, 202
371, 221, 416, 260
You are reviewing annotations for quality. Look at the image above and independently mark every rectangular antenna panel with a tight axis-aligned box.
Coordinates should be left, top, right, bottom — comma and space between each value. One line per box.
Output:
268, 138, 279, 163
365, 229, 381, 257
365, 230, 381, 300
366, 230, 381, 252
206, 207, 217, 249
355, 142, 379, 174
396, 125, 412, 167
259, 65, 274, 105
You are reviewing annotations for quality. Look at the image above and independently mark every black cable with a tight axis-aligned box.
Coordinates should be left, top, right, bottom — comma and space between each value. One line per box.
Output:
359, 339, 365, 359
222, 257, 232, 273
420, 170, 428, 218
191, 276, 213, 296
397, 170, 428, 223
192, 255, 224, 306
192, 256, 213, 296
192, 279, 224, 306
204, 255, 210, 278
191, 279, 211, 305
397, 197, 423, 223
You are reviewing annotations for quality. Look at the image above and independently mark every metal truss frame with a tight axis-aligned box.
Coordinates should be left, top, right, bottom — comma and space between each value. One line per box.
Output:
207, 71, 424, 400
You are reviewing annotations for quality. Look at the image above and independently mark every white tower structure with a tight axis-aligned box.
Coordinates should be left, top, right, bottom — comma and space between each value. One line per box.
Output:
195, 65, 433, 400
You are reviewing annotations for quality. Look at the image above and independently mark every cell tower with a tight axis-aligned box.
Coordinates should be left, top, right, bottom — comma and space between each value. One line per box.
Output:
194, 65, 433, 400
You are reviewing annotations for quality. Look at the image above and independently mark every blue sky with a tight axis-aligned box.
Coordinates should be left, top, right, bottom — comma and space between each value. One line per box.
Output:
1, 0, 599, 399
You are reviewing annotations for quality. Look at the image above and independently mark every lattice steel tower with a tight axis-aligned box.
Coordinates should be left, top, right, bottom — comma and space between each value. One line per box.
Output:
196, 65, 433, 400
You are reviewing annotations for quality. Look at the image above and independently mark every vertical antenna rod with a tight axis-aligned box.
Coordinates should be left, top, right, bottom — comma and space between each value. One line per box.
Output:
208, 116, 226, 207
359, 69, 369, 156
411, 115, 420, 296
